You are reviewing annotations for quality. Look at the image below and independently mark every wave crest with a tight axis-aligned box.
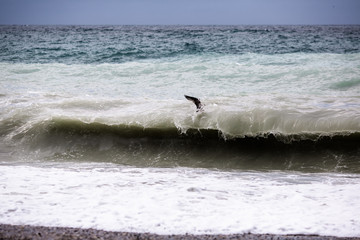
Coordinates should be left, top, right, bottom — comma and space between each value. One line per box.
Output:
7, 115, 360, 145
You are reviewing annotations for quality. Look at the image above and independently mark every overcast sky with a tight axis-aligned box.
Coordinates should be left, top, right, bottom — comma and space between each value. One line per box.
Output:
0, 0, 359, 25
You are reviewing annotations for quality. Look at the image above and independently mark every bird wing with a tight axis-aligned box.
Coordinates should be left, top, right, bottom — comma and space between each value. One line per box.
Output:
184, 95, 202, 109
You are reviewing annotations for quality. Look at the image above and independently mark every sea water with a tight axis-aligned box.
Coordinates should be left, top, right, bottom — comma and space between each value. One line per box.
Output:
1, 25, 360, 236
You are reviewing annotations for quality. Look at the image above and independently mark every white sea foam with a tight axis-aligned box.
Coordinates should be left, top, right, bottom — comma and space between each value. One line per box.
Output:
0, 164, 359, 236
1, 53, 360, 99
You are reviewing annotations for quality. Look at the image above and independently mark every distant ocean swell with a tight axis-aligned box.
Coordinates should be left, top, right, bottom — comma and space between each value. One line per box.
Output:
1, 25, 360, 64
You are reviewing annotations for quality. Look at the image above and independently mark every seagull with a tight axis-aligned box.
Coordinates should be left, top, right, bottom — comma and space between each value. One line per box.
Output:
184, 95, 204, 112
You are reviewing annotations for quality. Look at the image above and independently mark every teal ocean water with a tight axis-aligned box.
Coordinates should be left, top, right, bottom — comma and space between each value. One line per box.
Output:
1, 25, 360, 236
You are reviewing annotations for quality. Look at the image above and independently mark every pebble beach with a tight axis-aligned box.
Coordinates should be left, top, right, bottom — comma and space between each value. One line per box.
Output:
1, 224, 359, 240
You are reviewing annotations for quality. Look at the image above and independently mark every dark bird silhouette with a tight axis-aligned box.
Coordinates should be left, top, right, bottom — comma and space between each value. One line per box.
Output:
184, 95, 204, 112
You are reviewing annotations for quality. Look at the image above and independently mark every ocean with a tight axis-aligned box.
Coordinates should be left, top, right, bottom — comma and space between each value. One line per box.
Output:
0, 25, 360, 237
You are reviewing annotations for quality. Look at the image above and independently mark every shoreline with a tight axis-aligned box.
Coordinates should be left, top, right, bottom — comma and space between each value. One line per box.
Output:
1, 224, 359, 240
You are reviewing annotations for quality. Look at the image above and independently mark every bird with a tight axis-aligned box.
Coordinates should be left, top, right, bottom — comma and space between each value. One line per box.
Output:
184, 95, 204, 112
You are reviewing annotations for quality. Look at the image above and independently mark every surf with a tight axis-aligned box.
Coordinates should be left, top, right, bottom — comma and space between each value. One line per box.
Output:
1, 115, 358, 173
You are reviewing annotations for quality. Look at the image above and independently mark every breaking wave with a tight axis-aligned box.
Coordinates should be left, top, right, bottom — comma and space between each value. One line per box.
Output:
2, 113, 360, 173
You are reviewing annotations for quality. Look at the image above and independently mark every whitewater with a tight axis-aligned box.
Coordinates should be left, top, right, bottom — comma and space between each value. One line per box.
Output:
0, 25, 360, 237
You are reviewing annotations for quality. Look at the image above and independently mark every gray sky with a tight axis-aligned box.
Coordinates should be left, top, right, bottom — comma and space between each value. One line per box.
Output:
0, 0, 360, 25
